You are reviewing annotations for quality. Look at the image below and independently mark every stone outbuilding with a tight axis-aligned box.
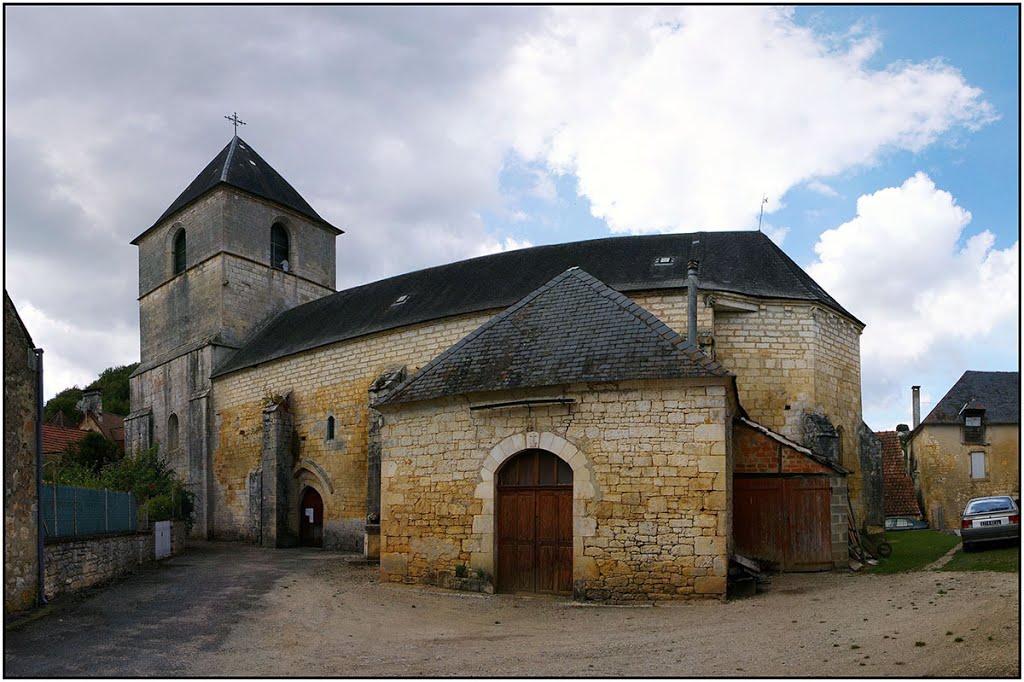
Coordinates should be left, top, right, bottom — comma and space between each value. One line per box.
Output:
125, 135, 873, 601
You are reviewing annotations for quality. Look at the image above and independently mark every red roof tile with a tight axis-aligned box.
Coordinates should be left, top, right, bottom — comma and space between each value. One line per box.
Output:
41, 424, 87, 455
879, 430, 922, 517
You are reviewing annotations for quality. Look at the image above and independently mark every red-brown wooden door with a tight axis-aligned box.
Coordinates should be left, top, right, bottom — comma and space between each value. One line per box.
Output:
733, 476, 832, 571
496, 450, 573, 594
299, 487, 323, 548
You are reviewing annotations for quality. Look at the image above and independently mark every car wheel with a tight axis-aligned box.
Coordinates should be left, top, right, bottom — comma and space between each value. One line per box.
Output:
961, 541, 973, 553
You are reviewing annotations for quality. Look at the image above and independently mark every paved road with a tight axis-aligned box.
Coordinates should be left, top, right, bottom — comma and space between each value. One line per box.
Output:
4, 542, 337, 677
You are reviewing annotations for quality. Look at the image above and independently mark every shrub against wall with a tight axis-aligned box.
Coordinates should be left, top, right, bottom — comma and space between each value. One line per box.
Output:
45, 444, 195, 531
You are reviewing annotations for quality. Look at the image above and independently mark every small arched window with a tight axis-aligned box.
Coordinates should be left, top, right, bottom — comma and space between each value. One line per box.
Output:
167, 413, 179, 451
271, 223, 290, 271
326, 415, 335, 441
173, 229, 187, 275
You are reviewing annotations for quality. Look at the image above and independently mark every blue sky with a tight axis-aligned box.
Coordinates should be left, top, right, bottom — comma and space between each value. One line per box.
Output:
4, 5, 1019, 431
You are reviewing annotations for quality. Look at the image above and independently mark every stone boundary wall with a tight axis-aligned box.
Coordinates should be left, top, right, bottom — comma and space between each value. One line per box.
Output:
43, 523, 187, 601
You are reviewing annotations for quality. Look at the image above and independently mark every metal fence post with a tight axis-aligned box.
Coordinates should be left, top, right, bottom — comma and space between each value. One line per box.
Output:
73, 486, 78, 536
53, 484, 58, 537
105, 489, 109, 533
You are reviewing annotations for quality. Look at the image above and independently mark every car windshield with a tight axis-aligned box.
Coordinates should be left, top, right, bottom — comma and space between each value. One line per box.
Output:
965, 498, 1015, 515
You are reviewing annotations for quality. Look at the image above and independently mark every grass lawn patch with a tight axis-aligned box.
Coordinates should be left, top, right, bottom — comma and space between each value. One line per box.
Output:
940, 543, 1020, 573
867, 530, 960, 574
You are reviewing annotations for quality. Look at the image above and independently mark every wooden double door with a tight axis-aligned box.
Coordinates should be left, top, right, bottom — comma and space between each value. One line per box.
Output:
496, 449, 573, 594
733, 475, 833, 571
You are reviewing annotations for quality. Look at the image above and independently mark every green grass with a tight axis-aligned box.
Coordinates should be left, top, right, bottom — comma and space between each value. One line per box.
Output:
867, 530, 960, 574
940, 543, 1020, 573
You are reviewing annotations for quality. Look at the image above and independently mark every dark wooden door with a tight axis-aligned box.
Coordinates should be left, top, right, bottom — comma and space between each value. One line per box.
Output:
496, 450, 573, 594
299, 487, 323, 548
734, 476, 833, 571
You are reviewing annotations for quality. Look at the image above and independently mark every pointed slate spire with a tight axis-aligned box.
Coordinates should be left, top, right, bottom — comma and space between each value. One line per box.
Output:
133, 136, 339, 243
378, 267, 730, 406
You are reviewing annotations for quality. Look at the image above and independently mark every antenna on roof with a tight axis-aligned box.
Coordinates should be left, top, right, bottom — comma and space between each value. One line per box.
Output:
224, 111, 246, 135
757, 194, 768, 232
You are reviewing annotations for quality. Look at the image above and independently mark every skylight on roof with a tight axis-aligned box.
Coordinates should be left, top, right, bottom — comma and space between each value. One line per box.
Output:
392, 294, 410, 306
249, 160, 257, 166
654, 256, 675, 265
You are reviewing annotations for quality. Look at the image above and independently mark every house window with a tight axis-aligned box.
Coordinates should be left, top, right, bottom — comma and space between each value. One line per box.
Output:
970, 451, 986, 480
167, 414, 179, 451
963, 414, 984, 443
326, 415, 335, 441
173, 229, 187, 275
271, 223, 290, 271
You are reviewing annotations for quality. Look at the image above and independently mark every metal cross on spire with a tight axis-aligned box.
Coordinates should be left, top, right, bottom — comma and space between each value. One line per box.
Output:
224, 112, 246, 135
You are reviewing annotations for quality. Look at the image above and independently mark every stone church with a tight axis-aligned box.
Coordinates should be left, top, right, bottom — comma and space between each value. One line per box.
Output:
127, 135, 879, 601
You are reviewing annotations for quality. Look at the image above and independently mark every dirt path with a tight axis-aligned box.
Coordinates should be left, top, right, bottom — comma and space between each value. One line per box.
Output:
5, 542, 1018, 677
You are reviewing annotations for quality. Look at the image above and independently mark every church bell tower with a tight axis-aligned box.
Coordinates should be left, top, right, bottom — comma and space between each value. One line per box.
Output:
126, 132, 341, 537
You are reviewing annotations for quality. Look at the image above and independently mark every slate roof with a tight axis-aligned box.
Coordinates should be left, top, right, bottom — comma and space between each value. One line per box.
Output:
879, 431, 921, 517
131, 136, 341, 244
213, 230, 858, 378
920, 371, 1020, 426
377, 268, 731, 406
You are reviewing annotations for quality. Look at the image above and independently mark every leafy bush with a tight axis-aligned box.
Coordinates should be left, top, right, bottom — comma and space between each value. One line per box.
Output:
46, 444, 195, 531
144, 495, 174, 522
63, 431, 124, 475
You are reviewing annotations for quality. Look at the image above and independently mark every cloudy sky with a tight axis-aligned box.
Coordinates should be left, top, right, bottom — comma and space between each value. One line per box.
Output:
4, 5, 1019, 430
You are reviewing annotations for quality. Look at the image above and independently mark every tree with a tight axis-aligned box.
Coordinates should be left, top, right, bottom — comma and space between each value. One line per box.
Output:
63, 431, 124, 475
44, 386, 85, 424
85, 363, 138, 417
44, 362, 139, 423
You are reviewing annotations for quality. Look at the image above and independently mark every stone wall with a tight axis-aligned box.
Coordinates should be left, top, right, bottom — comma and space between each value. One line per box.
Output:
44, 524, 188, 601
4, 294, 39, 614
911, 423, 1020, 530
128, 346, 213, 536
209, 311, 495, 547
378, 379, 737, 601
208, 286, 865, 558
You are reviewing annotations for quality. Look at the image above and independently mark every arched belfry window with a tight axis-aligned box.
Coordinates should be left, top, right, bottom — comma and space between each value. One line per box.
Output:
173, 229, 187, 275
326, 415, 335, 441
271, 223, 290, 271
167, 413, 179, 451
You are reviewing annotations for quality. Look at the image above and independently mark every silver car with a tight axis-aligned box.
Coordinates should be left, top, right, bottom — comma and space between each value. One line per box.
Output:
960, 496, 1020, 551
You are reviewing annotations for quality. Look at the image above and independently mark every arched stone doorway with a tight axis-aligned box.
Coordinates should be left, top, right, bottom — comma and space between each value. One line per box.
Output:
299, 487, 324, 548
496, 449, 573, 594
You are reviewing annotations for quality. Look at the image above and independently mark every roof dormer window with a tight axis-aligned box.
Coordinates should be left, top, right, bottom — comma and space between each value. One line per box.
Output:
961, 401, 985, 444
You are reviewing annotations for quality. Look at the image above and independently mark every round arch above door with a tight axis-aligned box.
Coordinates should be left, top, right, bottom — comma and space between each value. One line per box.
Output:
495, 449, 573, 594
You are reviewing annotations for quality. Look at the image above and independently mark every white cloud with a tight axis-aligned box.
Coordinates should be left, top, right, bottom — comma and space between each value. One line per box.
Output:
499, 6, 995, 232
806, 180, 840, 198
16, 301, 138, 401
475, 237, 534, 257
761, 225, 790, 247
807, 173, 1019, 427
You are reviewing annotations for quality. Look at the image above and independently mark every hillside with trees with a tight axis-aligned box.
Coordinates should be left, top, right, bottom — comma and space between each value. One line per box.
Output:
44, 362, 139, 424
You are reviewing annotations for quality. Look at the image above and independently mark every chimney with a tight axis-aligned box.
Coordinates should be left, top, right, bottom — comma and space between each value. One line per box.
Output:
912, 385, 921, 428
686, 259, 699, 344
77, 389, 103, 417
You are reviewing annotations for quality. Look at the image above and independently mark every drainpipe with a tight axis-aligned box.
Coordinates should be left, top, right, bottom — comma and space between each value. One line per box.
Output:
687, 259, 699, 345
34, 347, 47, 605
912, 385, 921, 429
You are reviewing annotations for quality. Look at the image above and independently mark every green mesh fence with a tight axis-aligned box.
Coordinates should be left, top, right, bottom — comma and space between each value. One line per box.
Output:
41, 484, 138, 539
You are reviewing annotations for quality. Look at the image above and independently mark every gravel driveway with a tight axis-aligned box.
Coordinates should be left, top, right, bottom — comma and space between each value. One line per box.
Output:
4, 541, 1018, 677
